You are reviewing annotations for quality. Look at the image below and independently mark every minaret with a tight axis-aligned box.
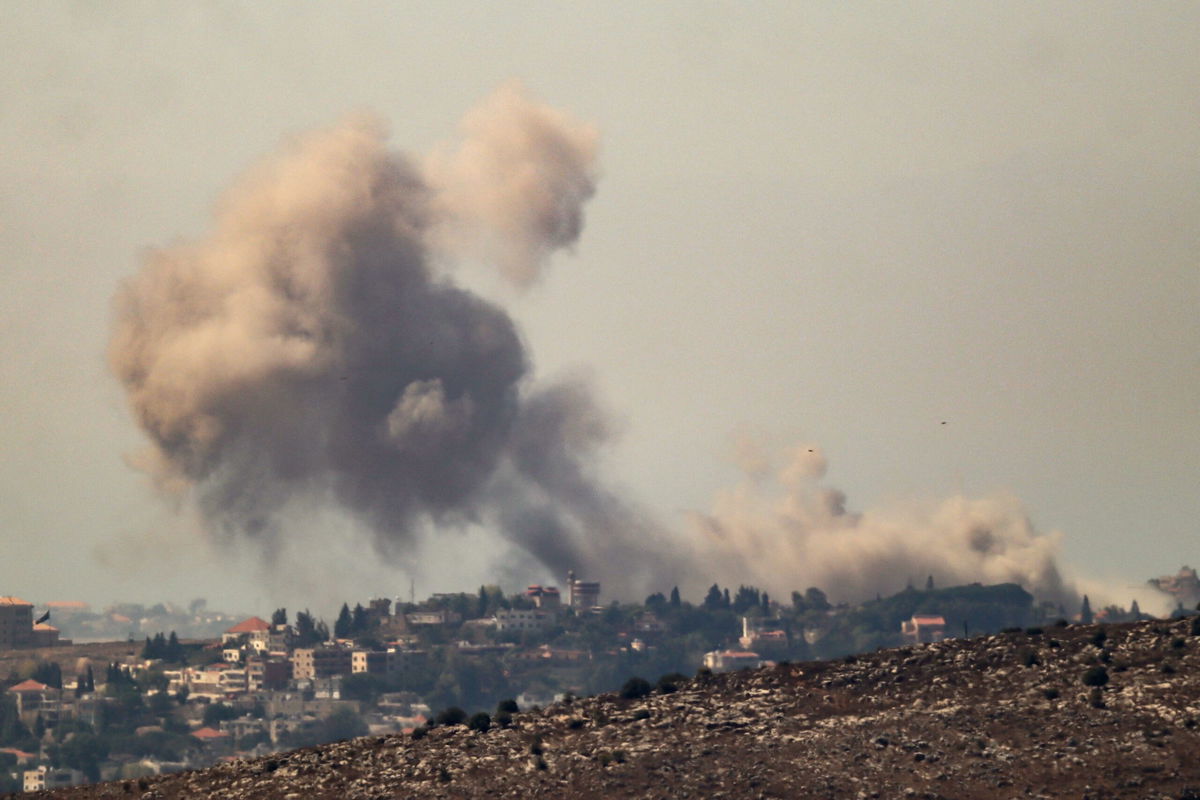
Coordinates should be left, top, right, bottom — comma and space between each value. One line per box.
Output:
567, 570, 576, 608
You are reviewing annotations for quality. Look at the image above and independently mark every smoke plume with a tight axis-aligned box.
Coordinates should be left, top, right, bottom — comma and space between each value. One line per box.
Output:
689, 438, 1074, 604
111, 85, 1078, 607
110, 86, 660, 596
425, 80, 599, 287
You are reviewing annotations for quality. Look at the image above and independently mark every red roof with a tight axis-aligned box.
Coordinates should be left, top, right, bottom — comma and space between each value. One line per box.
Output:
0, 596, 32, 607
225, 616, 271, 634
0, 747, 35, 760
912, 615, 946, 626
191, 727, 230, 740
7, 679, 49, 693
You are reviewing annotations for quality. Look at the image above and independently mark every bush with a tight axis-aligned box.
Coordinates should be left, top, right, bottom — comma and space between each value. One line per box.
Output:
1191, 617, 1200, 637
1081, 666, 1109, 687
1161, 662, 1177, 675
435, 707, 468, 726
656, 672, 688, 695
567, 718, 585, 730
494, 711, 512, 728
632, 709, 651, 721
1054, 619, 1069, 628
695, 667, 713, 680
1089, 688, 1105, 709
1042, 687, 1060, 700
597, 751, 613, 766
529, 736, 543, 755
1172, 637, 1187, 650
1020, 649, 1040, 667
620, 677, 651, 700
1090, 630, 1107, 647
613, 749, 627, 763
496, 698, 519, 715
1025, 627, 1044, 636
467, 712, 491, 733
410, 726, 426, 740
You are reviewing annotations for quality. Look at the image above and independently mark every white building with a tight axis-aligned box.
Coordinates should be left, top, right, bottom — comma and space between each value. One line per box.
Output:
24, 765, 85, 792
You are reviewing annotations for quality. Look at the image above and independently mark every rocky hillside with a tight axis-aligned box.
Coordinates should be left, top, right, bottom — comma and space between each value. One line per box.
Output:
30, 617, 1200, 799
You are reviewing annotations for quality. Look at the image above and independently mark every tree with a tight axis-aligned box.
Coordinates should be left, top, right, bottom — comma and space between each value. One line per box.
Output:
644, 592, 666, 609
669, 587, 681, 607
791, 591, 807, 613
202, 702, 237, 727
352, 603, 369, 633
926, 575, 935, 591
322, 707, 368, 741
722, 588, 731, 608
732, 586, 761, 614
1080, 595, 1094, 625
703, 584, 723, 610
804, 587, 830, 612
271, 608, 287, 626
335, 603, 353, 638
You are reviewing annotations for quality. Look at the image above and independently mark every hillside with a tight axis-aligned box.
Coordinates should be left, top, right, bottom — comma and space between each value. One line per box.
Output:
30, 617, 1200, 799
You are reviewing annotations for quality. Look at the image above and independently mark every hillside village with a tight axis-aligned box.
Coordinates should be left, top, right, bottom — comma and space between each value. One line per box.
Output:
1, 569, 1194, 793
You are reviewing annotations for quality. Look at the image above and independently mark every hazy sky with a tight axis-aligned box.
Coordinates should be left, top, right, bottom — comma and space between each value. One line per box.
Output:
2, 3, 1196, 617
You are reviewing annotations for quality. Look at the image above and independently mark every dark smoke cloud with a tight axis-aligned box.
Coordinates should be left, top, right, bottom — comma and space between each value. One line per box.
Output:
110, 85, 1081, 607
110, 88, 667, 596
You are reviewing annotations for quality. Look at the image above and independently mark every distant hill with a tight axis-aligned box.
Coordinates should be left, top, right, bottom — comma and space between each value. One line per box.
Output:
37, 616, 1200, 799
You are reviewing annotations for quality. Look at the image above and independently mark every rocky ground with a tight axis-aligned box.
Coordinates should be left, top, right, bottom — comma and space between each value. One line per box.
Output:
25, 617, 1200, 799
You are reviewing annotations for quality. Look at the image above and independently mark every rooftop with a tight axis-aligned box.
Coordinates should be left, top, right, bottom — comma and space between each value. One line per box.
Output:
226, 616, 271, 634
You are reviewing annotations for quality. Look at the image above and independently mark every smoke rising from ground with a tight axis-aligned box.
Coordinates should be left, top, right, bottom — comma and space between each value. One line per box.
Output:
110, 86, 662, 596
111, 85, 1079, 606
689, 438, 1075, 605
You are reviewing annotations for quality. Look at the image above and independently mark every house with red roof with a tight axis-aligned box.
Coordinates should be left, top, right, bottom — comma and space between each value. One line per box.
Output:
7, 678, 62, 724
222, 616, 272, 653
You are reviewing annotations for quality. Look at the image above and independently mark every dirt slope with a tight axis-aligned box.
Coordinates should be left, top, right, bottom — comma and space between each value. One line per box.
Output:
30, 618, 1200, 799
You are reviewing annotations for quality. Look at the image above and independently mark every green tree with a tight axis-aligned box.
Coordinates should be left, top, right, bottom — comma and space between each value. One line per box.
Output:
1080, 595, 1094, 625
271, 608, 287, 626
703, 584, 723, 610
334, 603, 353, 638
669, 587, 681, 607
804, 587, 830, 611
322, 707, 367, 741
352, 603, 369, 633
202, 702, 237, 727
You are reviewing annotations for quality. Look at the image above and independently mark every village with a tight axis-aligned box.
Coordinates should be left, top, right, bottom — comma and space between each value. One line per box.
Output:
3, 567, 1197, 793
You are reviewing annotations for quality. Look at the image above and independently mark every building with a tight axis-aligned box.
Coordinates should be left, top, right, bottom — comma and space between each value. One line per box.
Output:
351, 649, 394, 675
7, 678, 62, 725
1149, 566, 1200, 609
494, 609, 551, 632
23, 765, 85, 792
524, 585, 561, 610
31, 621, 66, 647
566, 571, 601, 610
246, 657, 291, 691
901, 615, 947, 644
222, 617, 272, 652
702, 650, 762, 672
0, 596, 34, 650
292, 645, 353, 680
404, 609, 460, 626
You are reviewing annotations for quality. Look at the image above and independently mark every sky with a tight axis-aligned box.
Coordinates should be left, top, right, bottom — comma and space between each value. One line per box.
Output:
1, 3, 1196, 619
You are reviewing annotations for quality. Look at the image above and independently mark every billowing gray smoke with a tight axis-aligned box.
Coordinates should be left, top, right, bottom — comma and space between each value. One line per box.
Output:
109, 86, 668, 596
111, 85, 1078, 606
690, 437, 1076, 605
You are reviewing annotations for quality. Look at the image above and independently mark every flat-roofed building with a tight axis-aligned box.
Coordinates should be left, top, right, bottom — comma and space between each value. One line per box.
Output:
0, 597, 34, 650
292, 645, 353, 680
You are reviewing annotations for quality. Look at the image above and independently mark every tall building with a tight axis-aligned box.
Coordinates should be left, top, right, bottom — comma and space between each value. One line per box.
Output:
0, 597, 34, 650
565, 571, 601, 611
